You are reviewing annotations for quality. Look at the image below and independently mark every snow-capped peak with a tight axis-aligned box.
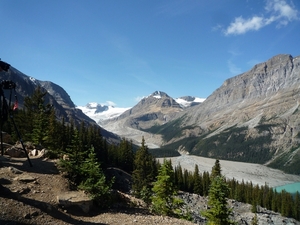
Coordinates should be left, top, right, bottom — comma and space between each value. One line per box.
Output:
77, 102, 130, 125
150, 91, 169, 99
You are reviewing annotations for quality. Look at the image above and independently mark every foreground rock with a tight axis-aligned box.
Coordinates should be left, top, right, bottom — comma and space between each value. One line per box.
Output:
57, 191, 93, 213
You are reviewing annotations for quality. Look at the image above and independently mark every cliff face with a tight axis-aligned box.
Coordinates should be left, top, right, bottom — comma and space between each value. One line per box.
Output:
184, 54, 300, 127
160, 54, 300, 173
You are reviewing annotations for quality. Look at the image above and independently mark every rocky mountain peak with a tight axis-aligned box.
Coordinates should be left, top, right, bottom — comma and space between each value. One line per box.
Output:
150, 91, 169, 98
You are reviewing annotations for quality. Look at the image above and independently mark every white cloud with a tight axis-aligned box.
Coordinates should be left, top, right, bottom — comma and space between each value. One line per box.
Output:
225, 0, 299, 35
226, 16, 265, 35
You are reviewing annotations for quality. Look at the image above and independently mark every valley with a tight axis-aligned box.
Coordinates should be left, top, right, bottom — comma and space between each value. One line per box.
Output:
158, 154, 300, 188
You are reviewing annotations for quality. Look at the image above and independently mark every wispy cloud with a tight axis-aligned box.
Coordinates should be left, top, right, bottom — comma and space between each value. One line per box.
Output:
225, 0, 299, 35
227, 59, 242, 75
134, 96, 145, 102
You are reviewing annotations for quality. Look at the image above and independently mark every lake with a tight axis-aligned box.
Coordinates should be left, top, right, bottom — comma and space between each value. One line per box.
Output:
275, 182, 300, 194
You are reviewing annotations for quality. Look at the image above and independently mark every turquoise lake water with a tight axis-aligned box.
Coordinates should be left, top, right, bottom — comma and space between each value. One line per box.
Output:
274, 182, 300, 194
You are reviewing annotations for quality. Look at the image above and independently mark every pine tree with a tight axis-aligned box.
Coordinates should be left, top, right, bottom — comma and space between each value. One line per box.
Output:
202, 160, 234, 225
23, 86, 52, 145
59, 128, 85, 185
193, 164, 203, 195
78, 146, 112, 204
151, 159, 184, 216
174, 164, 184, 191
202, 171, 210, 196
43, 108, 61, 157
202, 176, 234, 225
132, 137, 156, 203
211, 159, 221, 180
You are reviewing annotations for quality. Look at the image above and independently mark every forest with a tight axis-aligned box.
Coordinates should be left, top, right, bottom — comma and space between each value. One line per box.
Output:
3, 86, 300, 222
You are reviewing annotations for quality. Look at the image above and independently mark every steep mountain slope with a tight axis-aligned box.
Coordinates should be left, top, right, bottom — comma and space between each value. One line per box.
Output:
156, 54, 300, 173
101, 91, 190, 147
0, 67, 119, 142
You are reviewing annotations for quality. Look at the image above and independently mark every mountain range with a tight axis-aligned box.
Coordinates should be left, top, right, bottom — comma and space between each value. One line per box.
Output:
2, 53, 300, 175
82, 54, 300, 174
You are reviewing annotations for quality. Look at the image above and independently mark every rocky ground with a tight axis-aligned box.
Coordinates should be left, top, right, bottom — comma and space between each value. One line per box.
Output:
0, 155, 195, 225
1, 154, 300, 225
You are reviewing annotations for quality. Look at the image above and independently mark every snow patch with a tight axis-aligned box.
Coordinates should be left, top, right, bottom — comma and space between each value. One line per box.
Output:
175, 96, 206, 108
77, 103, 130, 124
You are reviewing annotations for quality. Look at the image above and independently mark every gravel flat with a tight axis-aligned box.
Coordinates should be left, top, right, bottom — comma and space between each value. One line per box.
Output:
158, 154, 300, 187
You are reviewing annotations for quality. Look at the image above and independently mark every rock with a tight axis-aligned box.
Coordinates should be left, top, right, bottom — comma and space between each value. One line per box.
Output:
57, 191, 93, 213
14, 175, 36, 182
5, 147, 26, 158
30, 149, 39, 156
8, 166, 23, 174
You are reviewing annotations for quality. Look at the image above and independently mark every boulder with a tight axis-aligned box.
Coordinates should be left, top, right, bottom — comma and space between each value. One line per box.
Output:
57, 191, 93, 213
5, 147, 26, 158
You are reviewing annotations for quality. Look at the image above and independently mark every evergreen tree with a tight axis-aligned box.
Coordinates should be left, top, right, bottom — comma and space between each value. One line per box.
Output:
294, 191, 300, 221
23, 86, 52, 145
174, 164, 184, 191
59, 128, 85, 185
132, 137, 156, 203
118, 138, 134, 172
202, 176, 234, 225
193, 164, 203, 196
202, 161, 234, 225
43, 108, 61, 157
202, 171, 210, 196
151, 159, 184, 216
78, 146, 112, 205
211, 159, 221, 180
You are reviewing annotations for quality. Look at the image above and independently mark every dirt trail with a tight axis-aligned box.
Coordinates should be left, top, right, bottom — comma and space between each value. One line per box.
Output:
0, 155, 195, 225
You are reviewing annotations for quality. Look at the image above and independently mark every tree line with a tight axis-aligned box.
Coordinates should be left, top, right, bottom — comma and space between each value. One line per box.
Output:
3, 87, 300, 222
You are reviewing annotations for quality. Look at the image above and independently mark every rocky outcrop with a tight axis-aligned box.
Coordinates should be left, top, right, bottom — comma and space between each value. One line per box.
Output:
57, 191, 93, 213
159, 54, 300, 172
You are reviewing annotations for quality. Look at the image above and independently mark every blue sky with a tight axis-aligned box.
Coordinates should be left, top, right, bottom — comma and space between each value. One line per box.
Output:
0, 0, 299, 107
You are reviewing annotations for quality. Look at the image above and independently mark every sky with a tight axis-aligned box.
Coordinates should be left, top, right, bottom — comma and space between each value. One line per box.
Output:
0, 0, 300, 108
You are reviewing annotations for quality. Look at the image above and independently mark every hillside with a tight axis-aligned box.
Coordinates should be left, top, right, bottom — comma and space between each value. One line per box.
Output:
0, 66, 120, 143
0, 155, 195, 225
101, 54, 300, 174
1, 155, 299, 225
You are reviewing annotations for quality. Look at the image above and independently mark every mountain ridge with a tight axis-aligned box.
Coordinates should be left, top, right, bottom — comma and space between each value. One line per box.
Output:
0, 66, 120, 143
99, 54, 300, 174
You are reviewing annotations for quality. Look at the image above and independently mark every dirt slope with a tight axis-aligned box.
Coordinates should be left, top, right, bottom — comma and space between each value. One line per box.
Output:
0, 155, 194, 225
